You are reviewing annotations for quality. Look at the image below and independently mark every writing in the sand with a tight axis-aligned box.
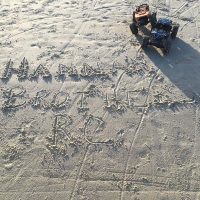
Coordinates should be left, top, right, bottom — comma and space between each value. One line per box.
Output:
0, 86, 145, 114
0, 58, 110, 82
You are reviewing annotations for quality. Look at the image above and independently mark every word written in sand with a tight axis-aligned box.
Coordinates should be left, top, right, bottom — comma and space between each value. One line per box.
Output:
0, 86, 194, 115
0, 58, 110, 82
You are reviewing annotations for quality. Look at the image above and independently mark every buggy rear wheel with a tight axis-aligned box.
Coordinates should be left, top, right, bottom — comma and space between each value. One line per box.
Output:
162, 39, 171, 55
171, 24, 179, 39
142, 36, 149, 49
130, 23, 138, 35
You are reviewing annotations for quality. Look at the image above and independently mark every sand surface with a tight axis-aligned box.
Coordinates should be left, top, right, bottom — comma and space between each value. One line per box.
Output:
0, 0, 200, 199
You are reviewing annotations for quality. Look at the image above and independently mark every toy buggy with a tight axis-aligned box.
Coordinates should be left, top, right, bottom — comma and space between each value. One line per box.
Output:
130, 4, 157, 35
141, 18, 179, 54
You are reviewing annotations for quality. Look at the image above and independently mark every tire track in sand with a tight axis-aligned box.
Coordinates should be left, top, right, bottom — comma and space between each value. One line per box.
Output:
120, 66, 159, 200
68, 1, 103, 199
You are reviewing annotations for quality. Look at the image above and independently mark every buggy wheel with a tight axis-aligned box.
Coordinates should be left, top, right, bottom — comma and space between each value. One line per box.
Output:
142, 36, 149, 49
140, 4, 149, 10
149, 12, 157, 28
162, 39, 171, 55
130, 23, 138, 35
171, 24, 179, 39
132, 11, 137, 23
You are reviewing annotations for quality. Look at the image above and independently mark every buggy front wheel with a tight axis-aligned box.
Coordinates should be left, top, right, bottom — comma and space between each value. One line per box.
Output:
132, 11, 137, 23
130, 23, 138, 35
171, 24, 179, 39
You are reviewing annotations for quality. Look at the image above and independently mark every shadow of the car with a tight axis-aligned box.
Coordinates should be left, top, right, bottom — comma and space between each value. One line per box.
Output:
143, 38, 200, 99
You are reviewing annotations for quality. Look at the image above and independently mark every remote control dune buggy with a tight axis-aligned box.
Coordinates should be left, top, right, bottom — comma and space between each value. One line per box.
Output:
130, 4, 157, 35
141, 18, 179, 54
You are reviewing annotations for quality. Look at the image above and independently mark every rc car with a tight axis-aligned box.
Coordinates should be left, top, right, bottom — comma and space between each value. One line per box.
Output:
141, 18, 179, 54
130, 4, 157, 35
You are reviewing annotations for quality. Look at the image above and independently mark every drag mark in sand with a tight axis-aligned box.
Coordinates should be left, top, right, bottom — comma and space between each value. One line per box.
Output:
114, 71, 126, 96
189, 104, 199, 165
69, 108, 107, 200
68, 144, 90, 200
114, 47, 141, 97
120, 68, 159, 200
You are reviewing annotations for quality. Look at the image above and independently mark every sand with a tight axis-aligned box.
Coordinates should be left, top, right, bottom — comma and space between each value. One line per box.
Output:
0, 0, 200, 199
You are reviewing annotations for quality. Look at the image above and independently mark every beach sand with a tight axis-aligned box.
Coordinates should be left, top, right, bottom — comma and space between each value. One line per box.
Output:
0, 0, 200, 199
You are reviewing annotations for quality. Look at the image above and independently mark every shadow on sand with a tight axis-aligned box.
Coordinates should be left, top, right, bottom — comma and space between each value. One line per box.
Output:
138, 35, 200, 99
